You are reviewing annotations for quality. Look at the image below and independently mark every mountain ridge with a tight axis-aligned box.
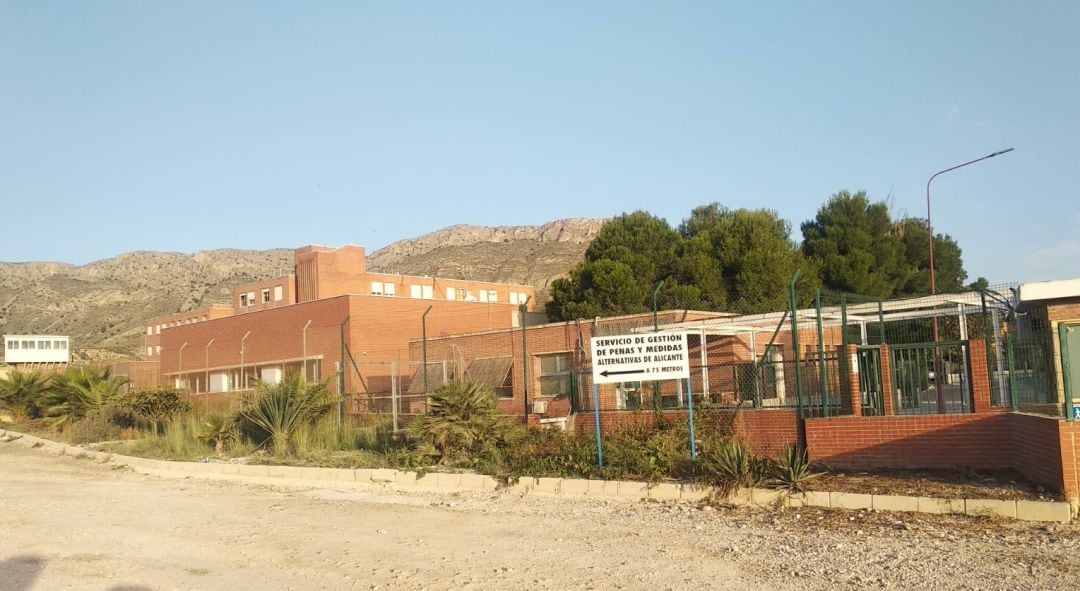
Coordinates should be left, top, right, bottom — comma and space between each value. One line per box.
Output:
0, 218, 605, 358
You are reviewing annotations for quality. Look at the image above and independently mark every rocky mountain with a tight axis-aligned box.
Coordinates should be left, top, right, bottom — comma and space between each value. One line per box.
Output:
0, 219, 604, 357
367, 218, 605, 290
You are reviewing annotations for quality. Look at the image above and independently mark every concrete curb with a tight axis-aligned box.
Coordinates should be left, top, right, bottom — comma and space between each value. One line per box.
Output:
1, 429, 1074, 524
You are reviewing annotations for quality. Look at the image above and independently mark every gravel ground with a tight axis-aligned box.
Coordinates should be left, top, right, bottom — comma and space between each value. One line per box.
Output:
1, 440, 1078, 591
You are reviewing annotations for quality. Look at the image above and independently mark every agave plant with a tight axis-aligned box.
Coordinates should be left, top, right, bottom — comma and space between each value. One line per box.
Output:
43, 367, 129, 428
238, 372, 332, 456
0, 371, 49, 419
771, 445, 825, 493
700, 438, 769, 493
198, 413, 235, 454
407, 380, 523, 466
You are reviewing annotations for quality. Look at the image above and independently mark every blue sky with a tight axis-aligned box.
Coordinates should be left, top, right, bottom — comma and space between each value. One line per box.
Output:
2, 1, 1077, 283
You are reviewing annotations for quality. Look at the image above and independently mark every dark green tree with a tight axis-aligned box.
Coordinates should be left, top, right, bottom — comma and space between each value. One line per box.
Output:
684, 204, 817, 312
547, 212, 679, 320
895, 218, 968, 295
801, 190, 907, 297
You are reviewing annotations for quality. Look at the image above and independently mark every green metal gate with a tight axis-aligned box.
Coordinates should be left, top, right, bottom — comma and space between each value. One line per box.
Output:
1061, 323, 1080, 420
856, 345, 885, 416
889, 341, 973, 415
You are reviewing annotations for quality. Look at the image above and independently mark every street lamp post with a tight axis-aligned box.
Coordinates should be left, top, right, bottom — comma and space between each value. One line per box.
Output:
204, 339, 214, 395
926, 148, 1013, 412
178, 342, 188, 390
240, 331, 251, 390
301, 320, 312, 381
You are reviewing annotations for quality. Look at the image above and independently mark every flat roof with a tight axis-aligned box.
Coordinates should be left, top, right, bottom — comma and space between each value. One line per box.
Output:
1018, 277, 1080, 303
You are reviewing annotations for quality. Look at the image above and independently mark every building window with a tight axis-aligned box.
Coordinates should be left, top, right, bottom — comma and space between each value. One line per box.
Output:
7, 340, 18, 350
41, 341, 51, 350
246, 292, 255, 307
410, 284, 433, 299
446, 287, 457, 301
262, 288, 271, 303
147, 347, 153, 356
239, 294, 249, 307
23, 340, 34, 350
538, 353, 573, 397
510, 291, 528, 306
371, 281, 396, 297
58, 341, 67, 350
274, 286, 283, 301
156, 325, 161, 334
147, 326, 153, 336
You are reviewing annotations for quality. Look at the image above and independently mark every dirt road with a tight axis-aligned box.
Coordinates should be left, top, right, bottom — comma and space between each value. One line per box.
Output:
1, 441, 1077, 591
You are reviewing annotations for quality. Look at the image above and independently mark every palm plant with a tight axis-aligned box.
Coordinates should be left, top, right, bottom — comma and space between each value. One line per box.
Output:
43, 367, 129, 428
0, 371, 49, 419
407, 380, 523, 466
238, 372, 332, 456
198, 413, 235, 454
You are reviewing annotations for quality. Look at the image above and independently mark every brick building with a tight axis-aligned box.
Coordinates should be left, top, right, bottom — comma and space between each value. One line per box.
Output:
143, 244, 535, 397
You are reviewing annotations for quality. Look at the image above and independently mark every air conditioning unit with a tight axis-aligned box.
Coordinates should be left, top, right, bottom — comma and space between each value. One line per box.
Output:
532, 400, 547, 415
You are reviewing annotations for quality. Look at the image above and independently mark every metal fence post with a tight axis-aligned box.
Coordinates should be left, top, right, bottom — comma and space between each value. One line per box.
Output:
685, 377, 697, 459
592, 382, 604, 466
1006, 334, 1018, 411
789, 271, 803, 418
816, 289, 829, 417
878, 301, 886, 344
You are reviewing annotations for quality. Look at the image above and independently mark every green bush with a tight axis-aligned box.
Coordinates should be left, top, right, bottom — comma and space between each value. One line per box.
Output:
501, 428, 599, 480
600, 419, 695, 482
117, 387, 192, 434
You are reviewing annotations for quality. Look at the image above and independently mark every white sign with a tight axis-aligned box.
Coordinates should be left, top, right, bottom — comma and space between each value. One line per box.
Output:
590, 332, 690, 385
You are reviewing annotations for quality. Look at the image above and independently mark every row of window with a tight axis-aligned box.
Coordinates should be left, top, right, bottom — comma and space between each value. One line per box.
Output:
146, 345, 163, 356
148, 315, 209, 335
370, 281, 529, 305
239, 285, 285, 308
6, 339, 68, 351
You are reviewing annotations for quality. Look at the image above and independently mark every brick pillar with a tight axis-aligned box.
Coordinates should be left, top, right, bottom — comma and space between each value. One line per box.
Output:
845, 344, 862, 417
968, 339, 993, 413
1059, 422, 1079, 502
880, 344, 895, 416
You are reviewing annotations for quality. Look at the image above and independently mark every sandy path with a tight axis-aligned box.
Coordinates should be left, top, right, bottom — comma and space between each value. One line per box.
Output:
0, 445, 750, 591
3, 440, 1078, 591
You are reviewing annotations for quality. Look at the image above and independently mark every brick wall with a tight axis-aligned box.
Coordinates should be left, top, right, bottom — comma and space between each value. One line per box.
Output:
806, 411, 1080, 500
806, 414, 1012, 470
1007, 413, 1066, 495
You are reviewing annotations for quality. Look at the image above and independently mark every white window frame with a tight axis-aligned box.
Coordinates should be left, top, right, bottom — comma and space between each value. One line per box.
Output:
422, 285, 433, 300
274, 285, 283, 301
446, 287, 457, 301
262, 288, 271, 303
410, 285, 422, 299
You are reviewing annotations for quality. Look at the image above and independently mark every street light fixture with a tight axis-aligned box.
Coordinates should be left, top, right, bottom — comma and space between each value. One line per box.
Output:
925, 148, 1013, 413
926, 148, 1014, 298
